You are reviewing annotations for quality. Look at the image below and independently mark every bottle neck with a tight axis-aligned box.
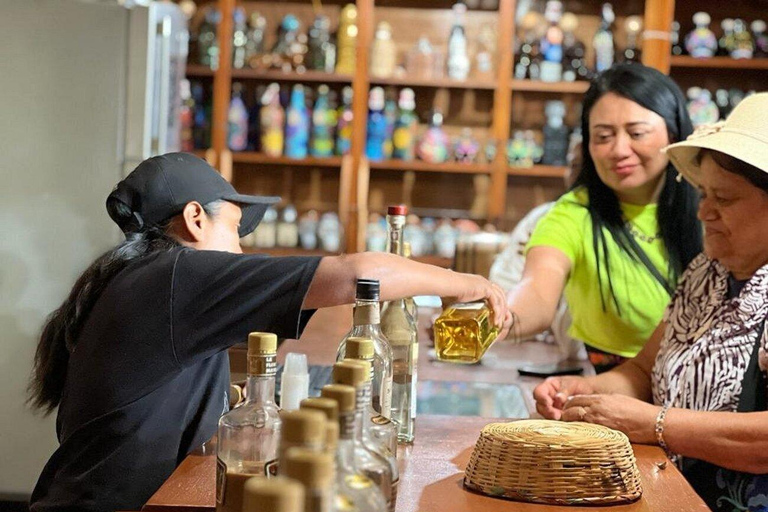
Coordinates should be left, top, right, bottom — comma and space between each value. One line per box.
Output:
353, 300, 381, 327
245, 374, 276, 404
353, 384, 371, 444
337, 411, 358, 472
386, 215, 406, 256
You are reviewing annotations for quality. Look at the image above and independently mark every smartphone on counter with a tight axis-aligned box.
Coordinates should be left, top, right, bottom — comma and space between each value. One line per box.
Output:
517, 362, 585, 378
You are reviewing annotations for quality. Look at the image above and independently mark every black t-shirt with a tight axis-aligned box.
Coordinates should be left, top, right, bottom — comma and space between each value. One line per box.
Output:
30, 247, 321, 512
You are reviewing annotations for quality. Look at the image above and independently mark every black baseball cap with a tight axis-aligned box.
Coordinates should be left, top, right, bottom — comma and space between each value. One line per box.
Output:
107, 152, 279, 237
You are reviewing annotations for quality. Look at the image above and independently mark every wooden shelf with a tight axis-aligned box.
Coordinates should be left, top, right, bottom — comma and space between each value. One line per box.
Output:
369, 159, 492, 174
510, 80, 590, 94
232, 153, 343, 167
185, 64, 215, 77
669, 56, 768, 70
231, 69, 353, 83
507, 165, 568, 178
243, 247, 338, 257
369, 75, 496, 90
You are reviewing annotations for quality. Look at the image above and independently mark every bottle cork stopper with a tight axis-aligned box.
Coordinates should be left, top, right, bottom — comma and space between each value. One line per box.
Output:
281, 410, 326, 445
320, 384, 356, 413
248, 332, 278, 354
282, 447, 334, 488
243, 476, 304, 512
332, 361, 368, 386
344, 337, 375, 360
300, 398, 339, 422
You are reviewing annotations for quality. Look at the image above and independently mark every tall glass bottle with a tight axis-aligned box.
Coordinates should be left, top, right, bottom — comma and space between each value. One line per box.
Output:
402, 242, 418, 322
343, 338, 398, 455
232, 7, 248, 69
282, 448, 334, 512
299, 398, 340, 457
228, 82, 249, 151
310, 85, 335, 158
331, 363, 396, 512
336, 280, 393, 420
593, 3, 615, 73
335, 86, 354, 156
447, 2, 470, 80
278, 409, 327, 468
381, 206, 418, 444
365, 87, 387, 161
217, 333, 280, 512
285, 84, 310, 159
392, 89, 417, 161
321, 384, 387, 512
260, 83, 285, 157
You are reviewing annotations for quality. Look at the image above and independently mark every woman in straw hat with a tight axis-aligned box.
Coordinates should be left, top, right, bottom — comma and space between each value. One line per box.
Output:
534, 92, 768, 511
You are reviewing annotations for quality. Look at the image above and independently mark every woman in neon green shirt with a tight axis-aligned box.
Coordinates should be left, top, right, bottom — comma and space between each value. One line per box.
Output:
507, 64, 702, 371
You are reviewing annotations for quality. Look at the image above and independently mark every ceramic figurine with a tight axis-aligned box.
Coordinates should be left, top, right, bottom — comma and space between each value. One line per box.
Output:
560, 12, 588, 81
454, 128, 480, 164
260, 83, 285, 157
474, 24, 496, 81
671, 21, 684, 56
198, 8, 220, 69
366, 213, 388, 252
539, 0, 564, 82
542, 101, 569, 166
371, 22, 397, 78
232, 7, 248, 69
434, 219, 458, 259
715, 89, 731, 120
269, 14, 301, 70
298, 210, 320, 250
365, 87, 387, 161
285, 84, 310, 159
335, 86, 354, 156
277, 205, 299, 248
392, 88, 418, 161
245, 12, 267, 68
318, 212, 342, 252
687, 87, 720, 127
731, 19, 754, 59
254, 207, 278, 248
227, 82, 248, 152
417, 110, 450, 164
622, 16, 643, 63
514, 12, 545, 80
507, 131, 530, 167
593, 3, 615, 73
310, 85, 335, 158
404, 216, 428, 257
447, 2, 470, 80
307, 15, 335, 72
336, 4, 358, 74
718, 19, 735, 57
752, 20, 768, 58
420, 217, 437, 255
524, 130, 543, 164
685, 12, 718, 58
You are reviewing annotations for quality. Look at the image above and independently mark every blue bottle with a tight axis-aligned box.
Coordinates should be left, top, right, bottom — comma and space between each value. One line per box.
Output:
365, 86, 387, 161
335, 86, 353, 156
310, 84, 335, 157
285, 84, 310, 159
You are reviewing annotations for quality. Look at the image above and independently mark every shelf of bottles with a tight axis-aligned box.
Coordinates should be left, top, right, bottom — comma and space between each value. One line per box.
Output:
232, 153, 343, 168
670, 56, 768, 70
368, 159, 492, 174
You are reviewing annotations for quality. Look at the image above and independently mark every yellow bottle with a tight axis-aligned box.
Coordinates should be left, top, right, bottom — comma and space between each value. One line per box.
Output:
433, 301, 500, 364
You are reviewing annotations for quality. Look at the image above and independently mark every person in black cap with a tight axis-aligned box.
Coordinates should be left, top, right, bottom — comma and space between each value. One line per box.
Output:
27, 153, 511, 512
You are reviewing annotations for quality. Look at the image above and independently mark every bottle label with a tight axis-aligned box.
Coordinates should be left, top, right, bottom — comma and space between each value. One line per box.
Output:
354, 305, 379, 326
248, 354, 277, 377
216, 457, 227, 505
339, 411, 356, 439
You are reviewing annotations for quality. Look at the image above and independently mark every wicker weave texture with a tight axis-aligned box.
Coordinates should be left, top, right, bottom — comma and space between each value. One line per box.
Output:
464, 420, 643, 505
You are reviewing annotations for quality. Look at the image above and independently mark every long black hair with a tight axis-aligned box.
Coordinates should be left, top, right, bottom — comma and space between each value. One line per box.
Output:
572, 63, 702, 313
28, 199, 222, 414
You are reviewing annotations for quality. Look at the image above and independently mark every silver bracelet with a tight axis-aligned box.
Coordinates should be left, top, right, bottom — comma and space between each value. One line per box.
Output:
655, 404, 671, 455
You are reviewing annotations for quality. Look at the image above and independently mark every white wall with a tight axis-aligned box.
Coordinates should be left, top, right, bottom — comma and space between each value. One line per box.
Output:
0, 0, 127, 498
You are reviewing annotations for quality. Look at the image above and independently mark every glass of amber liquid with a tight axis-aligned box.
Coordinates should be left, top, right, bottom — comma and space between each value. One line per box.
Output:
433, 301, 500, 364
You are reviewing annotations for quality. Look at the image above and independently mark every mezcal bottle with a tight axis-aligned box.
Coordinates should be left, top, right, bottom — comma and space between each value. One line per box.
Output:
321, 384, 388, 512
216, 333, 280, 512
380, 206, 418, 443
242, 476, 303, 512
433, 301, 500, 364
282, 448, 334, 512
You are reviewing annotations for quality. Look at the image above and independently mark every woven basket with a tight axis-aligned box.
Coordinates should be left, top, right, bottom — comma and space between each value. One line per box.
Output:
464, 420, 642, 505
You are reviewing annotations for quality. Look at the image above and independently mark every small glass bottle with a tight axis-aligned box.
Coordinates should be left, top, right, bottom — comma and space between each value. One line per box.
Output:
242, 476, 304, 512
365, 87, 387, 162
310, 85, 335, 158
392, 89, 417, 161
593, 3, 615, 73
380, 206, 418, 444
260, 83, 285, 158
331, 363, 396, 512
447, 2, 470, 80
433, 301, 501, 364
278, 410, 327, 470
321, 384, 388, 512
282, 448, 335, 512
337, 280, 394, 420
232, 7, 248, 69
299, 398, 340, 457
228, 82, 249, 152
216, 333, 280, 512
343, 338, 397, 455
335, 86, 354, 156
285, 85, 310, 159
402, 243, 418, 322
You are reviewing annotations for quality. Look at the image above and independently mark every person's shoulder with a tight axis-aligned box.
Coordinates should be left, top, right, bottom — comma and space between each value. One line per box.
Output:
679, 252, 719, 287
543, 187, 590, 222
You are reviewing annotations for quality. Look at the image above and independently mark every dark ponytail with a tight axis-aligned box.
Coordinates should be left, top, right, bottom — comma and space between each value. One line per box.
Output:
28, 199, 221, 414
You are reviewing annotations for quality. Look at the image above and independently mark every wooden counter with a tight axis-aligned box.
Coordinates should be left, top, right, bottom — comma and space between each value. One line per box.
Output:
143, 415, 708, 512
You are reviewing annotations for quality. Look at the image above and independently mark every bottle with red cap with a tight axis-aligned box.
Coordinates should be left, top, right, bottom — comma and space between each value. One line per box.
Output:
380, 205, 418, 443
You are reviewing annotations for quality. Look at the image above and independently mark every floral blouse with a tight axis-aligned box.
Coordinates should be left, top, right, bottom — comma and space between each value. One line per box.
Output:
652, 253, 768, 413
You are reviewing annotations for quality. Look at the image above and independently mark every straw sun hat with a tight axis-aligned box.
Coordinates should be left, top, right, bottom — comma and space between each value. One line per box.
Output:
664, 92, 768, 187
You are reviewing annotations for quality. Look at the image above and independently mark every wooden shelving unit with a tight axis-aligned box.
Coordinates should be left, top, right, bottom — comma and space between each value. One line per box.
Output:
669, 56, 768, 70
192, 0, 675, 254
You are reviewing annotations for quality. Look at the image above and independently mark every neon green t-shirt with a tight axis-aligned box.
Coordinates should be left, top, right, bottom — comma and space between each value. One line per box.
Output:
526, 187, 671, 357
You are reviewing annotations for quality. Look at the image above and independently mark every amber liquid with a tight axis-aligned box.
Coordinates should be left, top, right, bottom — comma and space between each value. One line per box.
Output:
433, 302, 500, 364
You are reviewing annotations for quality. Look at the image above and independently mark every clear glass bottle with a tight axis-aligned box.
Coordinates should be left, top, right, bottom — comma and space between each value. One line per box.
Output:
299, 398, 340, 457
278, 410, 327, 471
242, 476, 304, 512
336, 280, 393, 420
402, 242, 418, 322
282, 448, 334, 512
327, 364, 395, 512
433, 301, 501, 364
217, 333, 281, 512
381, 206, 418, 444
321, 384, 387, 512
343, 338, 398, 455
